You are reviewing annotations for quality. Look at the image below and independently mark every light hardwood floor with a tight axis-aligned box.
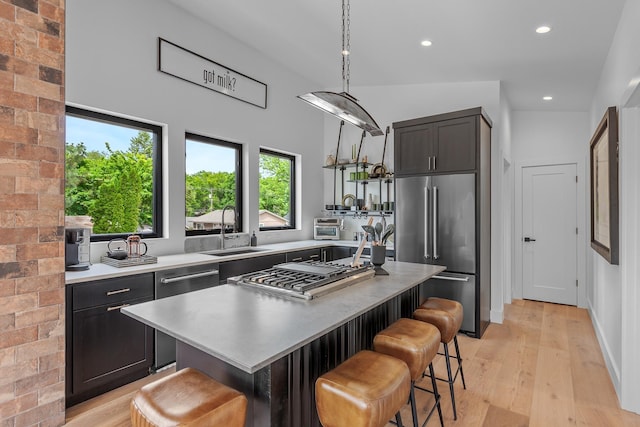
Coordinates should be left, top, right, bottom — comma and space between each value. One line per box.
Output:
65, 300, 640, 426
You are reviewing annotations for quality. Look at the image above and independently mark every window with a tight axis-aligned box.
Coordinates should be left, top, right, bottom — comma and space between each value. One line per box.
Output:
259, 149, 295, 230
185, 133, 243, 235
65, 106, 163, 240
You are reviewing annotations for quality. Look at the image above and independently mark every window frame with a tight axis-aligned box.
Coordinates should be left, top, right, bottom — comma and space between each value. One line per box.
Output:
185, 133, 244, 236
259, 148, 296, 231
65, 106, 164, 242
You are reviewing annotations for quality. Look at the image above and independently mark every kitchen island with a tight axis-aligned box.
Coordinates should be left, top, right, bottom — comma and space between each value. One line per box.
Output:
122, 260, 445, 427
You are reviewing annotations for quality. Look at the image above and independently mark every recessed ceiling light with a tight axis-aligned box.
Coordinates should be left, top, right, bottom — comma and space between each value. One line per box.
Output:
420, 40, 432, 47
543, 96, 553, 101
536, 26, 551, 34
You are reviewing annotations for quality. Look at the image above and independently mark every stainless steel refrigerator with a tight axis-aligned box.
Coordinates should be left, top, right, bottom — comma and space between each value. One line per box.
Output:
395, 173, 490, 337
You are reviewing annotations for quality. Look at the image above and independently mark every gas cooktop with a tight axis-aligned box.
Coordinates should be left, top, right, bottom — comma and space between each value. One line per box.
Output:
227, 261, 375, 300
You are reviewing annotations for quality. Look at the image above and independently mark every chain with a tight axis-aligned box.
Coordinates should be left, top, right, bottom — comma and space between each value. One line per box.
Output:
346, 0, 350, 93
341, 0, 351, 93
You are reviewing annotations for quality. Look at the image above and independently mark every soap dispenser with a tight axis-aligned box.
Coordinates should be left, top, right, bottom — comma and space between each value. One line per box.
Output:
250, 231, 257, 246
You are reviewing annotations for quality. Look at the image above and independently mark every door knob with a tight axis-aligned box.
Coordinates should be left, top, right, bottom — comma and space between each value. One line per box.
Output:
523, 237, 536, 242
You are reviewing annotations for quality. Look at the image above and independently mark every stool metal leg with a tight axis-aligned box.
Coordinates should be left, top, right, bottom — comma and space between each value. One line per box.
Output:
453, 336, 466, 389
413, 364, 445, 427
395, 412, 404, 427
443, 343, 458, 420
409, 384, 418, 427
428, 363, 444, 427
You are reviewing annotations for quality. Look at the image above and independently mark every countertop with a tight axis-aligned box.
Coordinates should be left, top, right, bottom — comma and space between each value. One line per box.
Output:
122, 260, 444, 374
65, 240, 389, 284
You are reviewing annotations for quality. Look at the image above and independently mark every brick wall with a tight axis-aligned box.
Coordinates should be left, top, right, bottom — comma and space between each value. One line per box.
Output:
0, 0, 66, 426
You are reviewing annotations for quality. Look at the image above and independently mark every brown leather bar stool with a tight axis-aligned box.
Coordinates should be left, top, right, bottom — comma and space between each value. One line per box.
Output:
130, 367, 247, 427
315, 350, 411, 427
413, 297, 466, 420
373, 318, 444, 427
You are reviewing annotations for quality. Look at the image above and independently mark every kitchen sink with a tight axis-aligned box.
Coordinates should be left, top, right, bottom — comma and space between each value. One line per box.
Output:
202, 248, 267, 257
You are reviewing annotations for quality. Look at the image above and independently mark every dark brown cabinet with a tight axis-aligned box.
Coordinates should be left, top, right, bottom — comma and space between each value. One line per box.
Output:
219, 253, 286, 282
326, 246, 352, 261
65, 273, 154, 407
394, 109, 480, 176
350, 246, 395, 259
394, 123, 436, 175
285, 248, 322, 263
434, 116, 477, 172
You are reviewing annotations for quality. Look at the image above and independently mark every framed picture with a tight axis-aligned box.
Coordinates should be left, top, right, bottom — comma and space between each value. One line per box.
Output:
590, 106, 619, 264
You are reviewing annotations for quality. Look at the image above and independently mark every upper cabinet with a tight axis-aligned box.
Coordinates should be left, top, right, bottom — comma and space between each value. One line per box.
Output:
434, 116, 477, 172
393, 123, 436, 176
393, 107, 490, 177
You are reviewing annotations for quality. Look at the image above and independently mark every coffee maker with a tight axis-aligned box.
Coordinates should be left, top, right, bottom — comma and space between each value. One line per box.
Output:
65, 228, 91, 271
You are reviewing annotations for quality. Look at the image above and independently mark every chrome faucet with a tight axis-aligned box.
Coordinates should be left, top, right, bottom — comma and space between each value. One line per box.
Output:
221, 205, 237, 250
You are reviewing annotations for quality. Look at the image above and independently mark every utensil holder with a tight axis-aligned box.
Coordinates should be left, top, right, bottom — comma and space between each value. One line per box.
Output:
370, 245, 388, 275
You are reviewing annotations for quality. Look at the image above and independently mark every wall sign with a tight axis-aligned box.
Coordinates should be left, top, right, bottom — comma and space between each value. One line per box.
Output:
158, 38, 267, 109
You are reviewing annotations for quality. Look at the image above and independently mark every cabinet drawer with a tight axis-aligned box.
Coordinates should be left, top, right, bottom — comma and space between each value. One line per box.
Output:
72, 273, 153, 311
285, 248, 322, 263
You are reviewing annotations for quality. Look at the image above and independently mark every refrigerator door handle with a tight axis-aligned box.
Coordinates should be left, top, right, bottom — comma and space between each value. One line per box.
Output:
433, 274, 470, 282
433, 186, 439, 260
424, 186, 430, 260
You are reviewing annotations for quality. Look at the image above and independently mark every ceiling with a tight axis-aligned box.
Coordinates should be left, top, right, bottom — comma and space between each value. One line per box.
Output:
167, 0, 627, 111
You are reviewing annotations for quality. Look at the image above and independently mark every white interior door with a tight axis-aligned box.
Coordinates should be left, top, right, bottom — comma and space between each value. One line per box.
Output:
522, 164, 577, 305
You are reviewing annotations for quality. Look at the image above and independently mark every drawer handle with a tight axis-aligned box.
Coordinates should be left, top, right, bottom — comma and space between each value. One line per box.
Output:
106, 288, 130, 296
107, 303, 130, 312
160, 270, 219, 284
309, 254, 320, 259
291, 257, 303, 262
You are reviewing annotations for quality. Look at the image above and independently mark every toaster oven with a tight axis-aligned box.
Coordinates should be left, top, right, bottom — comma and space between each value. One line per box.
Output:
314, 218, 341, 240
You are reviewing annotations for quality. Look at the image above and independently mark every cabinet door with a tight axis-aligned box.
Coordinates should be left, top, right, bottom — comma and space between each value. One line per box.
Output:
328, 246, 352, 261
71, 296, 153, 397
219, 253, 287, 282
286, 248, 321, 263
394, 123, 434, 176
434, 116, 477, 173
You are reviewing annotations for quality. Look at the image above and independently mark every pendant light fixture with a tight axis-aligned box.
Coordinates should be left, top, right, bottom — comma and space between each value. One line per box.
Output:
298, 0, 383, 136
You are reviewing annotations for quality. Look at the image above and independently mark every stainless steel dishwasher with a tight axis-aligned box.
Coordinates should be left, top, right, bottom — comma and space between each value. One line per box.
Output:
153, 263, 219, 370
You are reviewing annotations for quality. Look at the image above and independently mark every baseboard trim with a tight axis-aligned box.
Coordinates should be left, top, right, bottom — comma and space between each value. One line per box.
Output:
490, 308, 504, 324
587, 300, 621, 399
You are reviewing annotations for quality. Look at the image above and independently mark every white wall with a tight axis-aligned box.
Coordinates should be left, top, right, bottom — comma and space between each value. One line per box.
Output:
319, 81, 507, 323
588, 0, 640, 411
510, 111, 589, 309
66, 0, 325, 258
499, 87, 513, 303
511, 112, 589, 161
618, 102, 640, 413
499, 88, 513, 165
